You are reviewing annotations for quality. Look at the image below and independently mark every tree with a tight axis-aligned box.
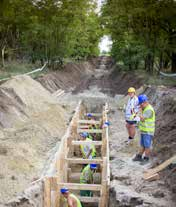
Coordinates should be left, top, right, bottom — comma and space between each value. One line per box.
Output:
0, 0, 102, 67
101, 0, 176, 73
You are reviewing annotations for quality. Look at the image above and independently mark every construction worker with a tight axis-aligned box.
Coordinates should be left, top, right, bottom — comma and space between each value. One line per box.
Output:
60, 188, 82, 207
86, 113, 94, 120
80, 164, 97, 197
133, 94, 155, 164
79, 132, 96, 159
125, 87, 139, 142
87, 113, 101, 140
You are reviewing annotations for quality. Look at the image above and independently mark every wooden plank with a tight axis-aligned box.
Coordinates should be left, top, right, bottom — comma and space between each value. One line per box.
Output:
84, 113, 102, 117
77, 129, 102, 134
70, 172, 100, 180
143, 155, 176, 180
145, 173, 160, 182
72, 140, 102, 146
78, 120, 101, 124
52, 89, 62, 95
99, 158, 108, 207
99, 180, 108, 207
77, 196, 100, 203
44, 177, 51, 207
58, 183, 102, 191
66, 158, 103, 164
53, 177, 60, 207
101, 130, 107, 157
78, 125, 101, 129
63, 140, 68, 183
78, 125, 90, 129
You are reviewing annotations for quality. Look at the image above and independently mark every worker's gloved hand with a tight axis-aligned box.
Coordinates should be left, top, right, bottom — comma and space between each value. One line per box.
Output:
134, 116, 140, 122
130, 113, 137, 121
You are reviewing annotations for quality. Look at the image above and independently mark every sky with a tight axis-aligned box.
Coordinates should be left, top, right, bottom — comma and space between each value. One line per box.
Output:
97, 0, 112, 53
99, 36, 112, 53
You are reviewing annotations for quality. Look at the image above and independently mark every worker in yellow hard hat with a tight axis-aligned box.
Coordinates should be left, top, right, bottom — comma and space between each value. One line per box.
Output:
125, 87, 139, 143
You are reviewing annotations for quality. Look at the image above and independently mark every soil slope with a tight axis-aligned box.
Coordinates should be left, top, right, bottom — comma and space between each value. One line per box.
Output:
0, 75, 67, 203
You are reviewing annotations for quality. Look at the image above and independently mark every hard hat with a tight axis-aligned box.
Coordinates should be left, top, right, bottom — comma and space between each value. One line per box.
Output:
60, 187, 69, 194
128, 87, 136, 93
138, 94, 148, 104
103, 121, 110, 128
104, 121, 110, 126
87, 113, 92, 117
90, 164, 97, 169
80, 132, 88, 138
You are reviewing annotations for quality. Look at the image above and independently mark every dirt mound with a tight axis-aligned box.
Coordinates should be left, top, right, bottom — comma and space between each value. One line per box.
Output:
144, 86, 176, 202
0, 87, 27, 128
0, 75, 67, 203
37, 60, 97, 93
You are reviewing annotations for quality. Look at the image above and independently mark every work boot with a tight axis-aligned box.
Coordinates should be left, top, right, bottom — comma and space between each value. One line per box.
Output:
140, 156, 149, 165
132, 154, 142, 161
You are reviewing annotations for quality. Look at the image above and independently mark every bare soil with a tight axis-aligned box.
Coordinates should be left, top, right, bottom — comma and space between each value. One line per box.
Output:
0, 56, 175, 206
0, 75, 67, 203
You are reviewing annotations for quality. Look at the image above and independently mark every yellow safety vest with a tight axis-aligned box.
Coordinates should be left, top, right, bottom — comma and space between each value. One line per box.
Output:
139, 104, 155, 135
65, 194, 82, 207
80, 138, 96, 158
80, 164, 93, 184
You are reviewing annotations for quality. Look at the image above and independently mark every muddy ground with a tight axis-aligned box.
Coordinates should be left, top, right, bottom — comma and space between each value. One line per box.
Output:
0, 56, 175, 206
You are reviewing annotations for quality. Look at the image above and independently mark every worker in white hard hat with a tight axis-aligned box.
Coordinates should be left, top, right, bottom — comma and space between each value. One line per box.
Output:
125, 87, 139, 142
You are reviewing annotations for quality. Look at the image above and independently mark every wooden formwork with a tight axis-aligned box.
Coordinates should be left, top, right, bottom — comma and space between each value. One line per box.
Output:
44, 101, 110, 207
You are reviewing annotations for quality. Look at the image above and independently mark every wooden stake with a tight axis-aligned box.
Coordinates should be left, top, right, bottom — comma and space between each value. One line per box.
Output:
44, 177, 51, 207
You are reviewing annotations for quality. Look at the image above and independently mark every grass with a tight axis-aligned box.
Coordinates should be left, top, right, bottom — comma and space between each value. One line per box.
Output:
116, 63, 176, 87
135, 69, 176, 87
0, 61, 48, 81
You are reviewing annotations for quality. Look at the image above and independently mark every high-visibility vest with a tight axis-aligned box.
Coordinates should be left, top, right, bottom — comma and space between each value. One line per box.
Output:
88, 134, 93, 140
80, 138, 96, 159
69, 194, 82, 207
139, 104, 155, 135
65, 194, 82, 207
80, 164, 93, 184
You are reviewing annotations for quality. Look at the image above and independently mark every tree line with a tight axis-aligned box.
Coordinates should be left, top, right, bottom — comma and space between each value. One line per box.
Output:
0, 0, 102, 67
101, 0, 176, 73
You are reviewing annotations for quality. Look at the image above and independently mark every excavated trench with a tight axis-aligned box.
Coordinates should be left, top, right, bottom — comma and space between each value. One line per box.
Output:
0, 56, 175, 207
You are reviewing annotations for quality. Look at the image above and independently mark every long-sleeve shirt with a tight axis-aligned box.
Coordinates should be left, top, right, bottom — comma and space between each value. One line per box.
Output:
125, 96, 139, 121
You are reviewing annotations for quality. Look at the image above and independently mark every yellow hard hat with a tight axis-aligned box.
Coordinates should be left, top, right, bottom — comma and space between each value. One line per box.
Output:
128, 87, 136, 93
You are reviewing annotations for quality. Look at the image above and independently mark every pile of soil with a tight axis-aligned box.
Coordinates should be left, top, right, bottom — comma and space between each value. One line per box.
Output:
144, 86, 176, 201
37, 59, 97, 93
37, 56, 121, 96
0, 75, 67, 203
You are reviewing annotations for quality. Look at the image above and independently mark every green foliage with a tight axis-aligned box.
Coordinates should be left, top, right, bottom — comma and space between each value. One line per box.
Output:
101, 0, 176, 73
0, 0, 102, 68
